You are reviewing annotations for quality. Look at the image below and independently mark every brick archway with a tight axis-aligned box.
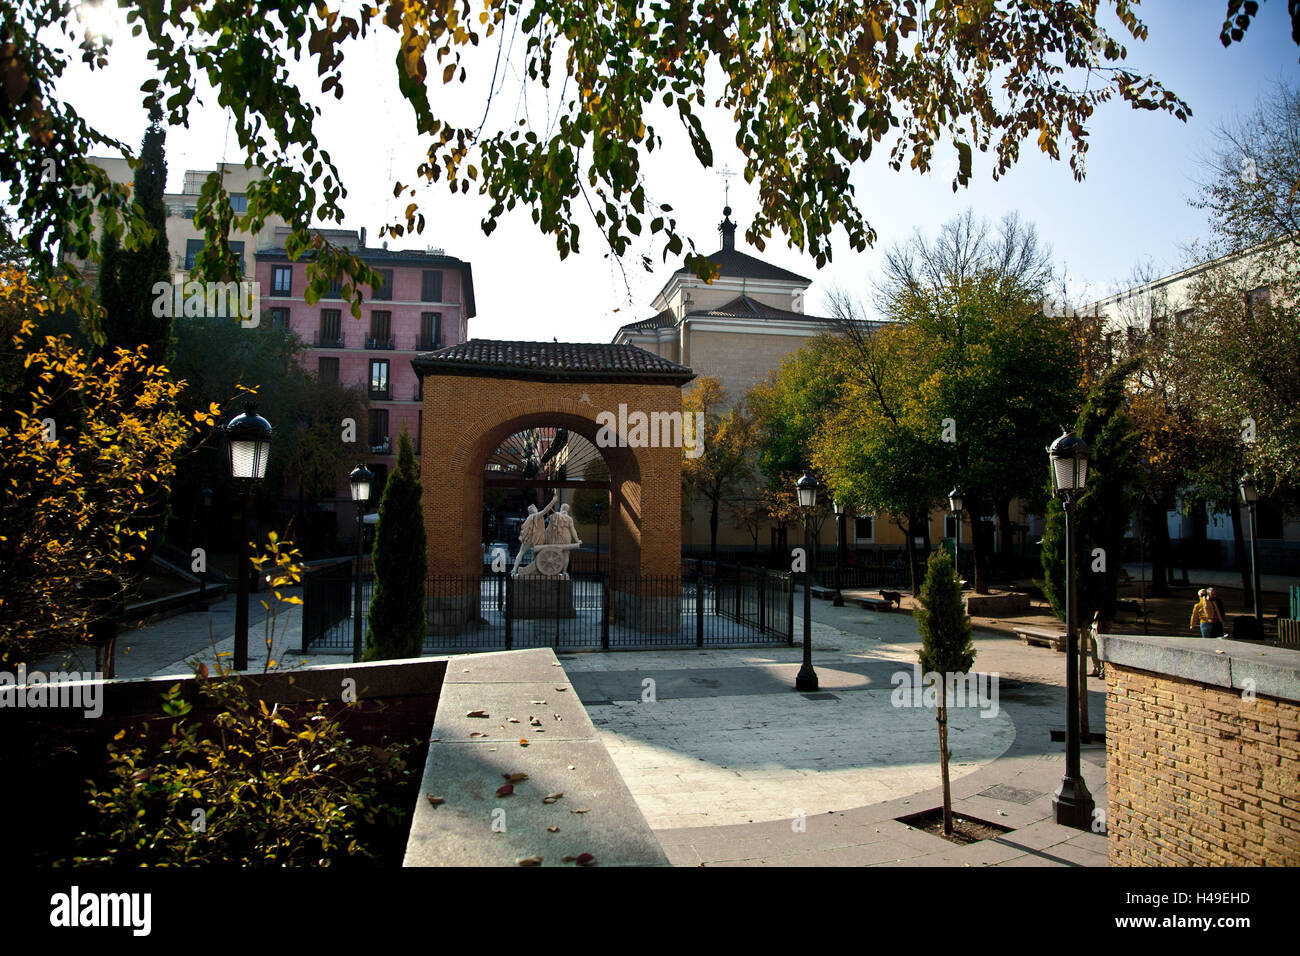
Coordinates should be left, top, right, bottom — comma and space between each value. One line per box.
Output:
414, 342, 695, 580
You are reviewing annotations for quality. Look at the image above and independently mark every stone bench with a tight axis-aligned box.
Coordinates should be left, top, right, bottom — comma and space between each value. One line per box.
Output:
1014, 626, 1065, 652
403, 647, 667, 867
850, 596, 895, 612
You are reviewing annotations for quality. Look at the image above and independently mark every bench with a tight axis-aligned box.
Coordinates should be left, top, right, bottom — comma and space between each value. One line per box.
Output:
809, 586, 838, 601
851, 596, 895, 612
1014, 626, 1066, 652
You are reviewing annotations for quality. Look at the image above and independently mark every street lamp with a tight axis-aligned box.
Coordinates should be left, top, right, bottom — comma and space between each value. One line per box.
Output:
831, 498, 845, 607
349, 463, 374, 662
795, 472, 820, 692
594, 501, 603, 577
1240, 475, 1262, 626
1047, 429, 1094, 828
226, 403, 272, 671
948, 486, 964, 584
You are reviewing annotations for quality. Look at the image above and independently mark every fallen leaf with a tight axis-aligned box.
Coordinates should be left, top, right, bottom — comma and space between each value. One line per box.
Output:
530, 717, 542, 726
519, 739, 529, 747
555, 687, 568, 692
516, 856, 543, 866
469, 732, 487, 738
466, 710, 489, 718
426, 795, 445, 807
542, 792, 564, 804
503, 772, 528, 783
496, 783, 515, 797
570, 807, 591, 814
507, 717, 520, 723
562, 855, 578, 862
554, 714, 563, 721
531, 699, 547, 705
576, 852, 595, 866
546, 826, 559, 833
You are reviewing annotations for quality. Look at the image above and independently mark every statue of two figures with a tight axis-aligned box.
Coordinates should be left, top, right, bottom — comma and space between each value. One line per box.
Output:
512, 494, 582, 579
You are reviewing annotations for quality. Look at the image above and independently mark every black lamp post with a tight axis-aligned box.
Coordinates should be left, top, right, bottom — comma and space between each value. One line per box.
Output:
225, 403, 272, 672
795, 471, 819, 692
1240, 475, 1262, 625
594, 501, 603, 576
831, 498, 845, 607
350, 464, 374, 662
948, 486, 964, 583
1048, 429, 1095, 828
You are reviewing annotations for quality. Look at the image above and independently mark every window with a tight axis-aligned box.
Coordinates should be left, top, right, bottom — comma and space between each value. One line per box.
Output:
420, 312, 441, 350
372, 269, 393, 301
853, 516, 873, 542
318, 356, 339, 383
229, 193, 247, 213
368, 310, 392, 349
319, 309, 342, 346
368, 410, 390, 452
184, 239, 203, 270
369, 359, 390, 399
266, 307, 289, 329
1246, 286, 1270, 319
271, 265, 292, 296
324, 277, 342, 299
421, 270, 443, 302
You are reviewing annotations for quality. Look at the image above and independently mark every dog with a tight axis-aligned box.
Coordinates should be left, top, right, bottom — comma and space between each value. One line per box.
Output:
879, 589, 902, 608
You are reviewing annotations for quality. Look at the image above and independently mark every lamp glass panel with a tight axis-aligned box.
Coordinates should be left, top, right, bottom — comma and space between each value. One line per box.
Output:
229, 439, 258, 479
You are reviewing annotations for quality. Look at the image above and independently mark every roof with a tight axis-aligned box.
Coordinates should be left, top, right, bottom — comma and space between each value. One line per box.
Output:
412, 340, 696, 385
695, 294, 828, 322
255, 245, 477, 318
616, 309, 678, 335
674, 247, 811, 285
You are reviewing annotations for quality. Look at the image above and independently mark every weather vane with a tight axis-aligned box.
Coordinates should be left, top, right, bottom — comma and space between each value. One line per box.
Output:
717, 164, 735, 208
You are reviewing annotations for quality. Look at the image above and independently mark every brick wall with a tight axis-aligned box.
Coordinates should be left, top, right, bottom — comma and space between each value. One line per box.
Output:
1106, 663, 1300, 865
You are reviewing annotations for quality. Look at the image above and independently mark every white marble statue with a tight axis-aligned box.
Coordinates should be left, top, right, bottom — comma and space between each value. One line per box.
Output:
512, 494, 557, 576
513, 496, 583, 579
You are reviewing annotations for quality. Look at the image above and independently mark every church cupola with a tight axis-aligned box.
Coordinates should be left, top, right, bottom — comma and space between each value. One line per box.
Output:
719, 206, 737, 252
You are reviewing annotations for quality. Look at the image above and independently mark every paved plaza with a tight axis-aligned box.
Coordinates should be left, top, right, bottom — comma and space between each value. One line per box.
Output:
56, 582, 1110, 866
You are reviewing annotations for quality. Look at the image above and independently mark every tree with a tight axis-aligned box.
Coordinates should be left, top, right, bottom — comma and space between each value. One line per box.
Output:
915, 547, 975, 837
7, 1, 1214, 328
96, 99, 172, 361
364, 430, 427, 661
1041, 356, 1141, 630
1194, 81, 1300, 254
0, 267, 219, 665
682, 376, 756, 562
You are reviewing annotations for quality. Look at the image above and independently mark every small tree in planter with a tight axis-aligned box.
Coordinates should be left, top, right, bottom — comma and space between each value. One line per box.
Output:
916, 547, 976, 835
364, 430, 427, 661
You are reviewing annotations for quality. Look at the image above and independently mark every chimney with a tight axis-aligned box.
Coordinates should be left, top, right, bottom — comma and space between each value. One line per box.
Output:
719, 206, 736, 252
359, 226, 367, 248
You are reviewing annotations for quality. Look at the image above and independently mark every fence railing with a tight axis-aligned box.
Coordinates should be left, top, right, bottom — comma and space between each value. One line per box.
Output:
301, 563, 792, 654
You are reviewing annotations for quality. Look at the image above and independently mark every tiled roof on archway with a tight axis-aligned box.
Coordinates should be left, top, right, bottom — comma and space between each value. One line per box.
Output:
412, 339, 695, 384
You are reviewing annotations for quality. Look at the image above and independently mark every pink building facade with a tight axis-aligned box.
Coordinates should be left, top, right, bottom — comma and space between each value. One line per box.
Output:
255, 229, 476, 502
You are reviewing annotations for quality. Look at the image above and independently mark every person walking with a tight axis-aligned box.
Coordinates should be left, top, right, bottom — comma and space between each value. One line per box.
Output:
1207, 587, 1227, 638
1190, 588, 1223, 638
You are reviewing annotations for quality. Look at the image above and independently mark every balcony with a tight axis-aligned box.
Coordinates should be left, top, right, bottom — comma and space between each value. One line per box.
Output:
365, 336, 395, 350
369, 385, 391, 401
314, 332, 345, 348
368, 437, 392, 455
414, 335, 442, 352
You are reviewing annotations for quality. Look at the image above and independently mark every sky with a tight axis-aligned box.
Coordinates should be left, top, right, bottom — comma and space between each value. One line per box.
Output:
56, 1, 1300, 340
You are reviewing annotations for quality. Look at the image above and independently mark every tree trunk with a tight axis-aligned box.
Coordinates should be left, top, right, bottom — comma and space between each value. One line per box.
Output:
995, 496, 1013, 555
903, 516, 919, 596
1230, 497, 1251, 611
1147, 495, 1172, 597
967, 492, 990, 594
709, 490, 720, 564
938, 681, 952, 835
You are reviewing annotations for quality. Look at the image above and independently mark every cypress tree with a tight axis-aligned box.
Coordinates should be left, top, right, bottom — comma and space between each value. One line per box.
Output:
916, 547, 976, 835
364, 430, 427, 661
98, 98, 172, 361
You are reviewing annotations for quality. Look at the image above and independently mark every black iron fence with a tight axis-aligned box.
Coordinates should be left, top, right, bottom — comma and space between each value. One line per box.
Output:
302, 561, 793, 654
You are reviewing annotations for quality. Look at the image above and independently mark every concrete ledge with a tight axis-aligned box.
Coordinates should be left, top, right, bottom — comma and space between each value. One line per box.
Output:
404, 647, 667, 867
1100, 633, 1300, 703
